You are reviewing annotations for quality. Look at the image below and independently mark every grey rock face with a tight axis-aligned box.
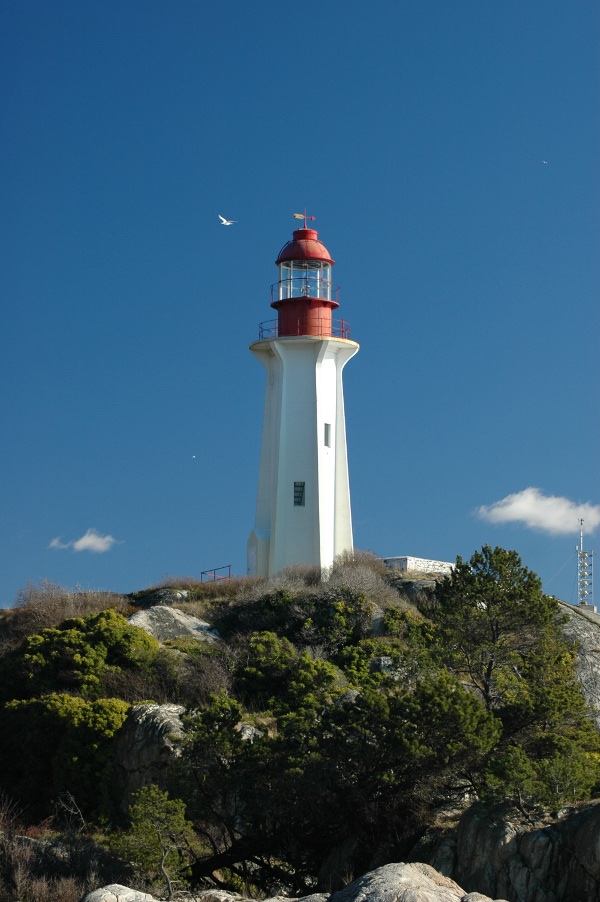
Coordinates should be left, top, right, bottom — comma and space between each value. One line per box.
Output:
128, 606, 221, 643
430, 801, 600, 902
558, 601, 600, 729
113, 703, 185, 811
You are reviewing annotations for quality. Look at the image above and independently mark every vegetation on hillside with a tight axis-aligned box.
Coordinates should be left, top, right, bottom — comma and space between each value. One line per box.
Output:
0, 548, 598, 900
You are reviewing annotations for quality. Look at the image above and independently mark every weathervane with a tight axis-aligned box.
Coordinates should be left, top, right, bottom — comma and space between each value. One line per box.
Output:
293, 209, 316, 228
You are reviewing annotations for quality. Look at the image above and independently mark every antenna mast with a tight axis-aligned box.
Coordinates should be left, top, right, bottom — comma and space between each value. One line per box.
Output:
577, 519, 595, 610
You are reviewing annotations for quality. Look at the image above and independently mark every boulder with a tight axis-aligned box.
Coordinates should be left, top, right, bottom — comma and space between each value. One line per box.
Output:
113, 703, 185, 812
82, 886, 158, 902
329, 863, 506, 902
128, 606, 221, 643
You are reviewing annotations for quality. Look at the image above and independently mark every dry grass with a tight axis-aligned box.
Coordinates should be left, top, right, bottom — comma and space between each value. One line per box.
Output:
132, 575, 260, 623
234, 550, 401, 609
0, 800, 128, 902
0, 581, 134, 654
155, 575, 251, 598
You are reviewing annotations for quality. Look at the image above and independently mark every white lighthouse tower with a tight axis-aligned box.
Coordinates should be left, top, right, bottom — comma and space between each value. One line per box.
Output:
247, 218, 359, 577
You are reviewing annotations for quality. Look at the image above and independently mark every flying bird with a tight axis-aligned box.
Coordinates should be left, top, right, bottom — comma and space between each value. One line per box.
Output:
218, 214, 237, 225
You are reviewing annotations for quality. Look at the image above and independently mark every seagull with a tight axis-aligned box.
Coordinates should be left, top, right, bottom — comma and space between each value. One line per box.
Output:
541, 160, 548, 164
218, 214, 237, 225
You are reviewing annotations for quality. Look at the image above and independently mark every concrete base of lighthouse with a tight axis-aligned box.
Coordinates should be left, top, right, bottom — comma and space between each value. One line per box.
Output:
247, 335, 359, 578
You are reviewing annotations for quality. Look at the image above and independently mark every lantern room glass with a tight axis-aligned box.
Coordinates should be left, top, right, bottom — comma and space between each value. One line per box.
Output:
278, 260, 332, 301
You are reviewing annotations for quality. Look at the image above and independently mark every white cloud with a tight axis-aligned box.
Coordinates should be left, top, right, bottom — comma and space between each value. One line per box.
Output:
476, 487, 600, 536
73, 529, 119, 553
49, 537, 70, 550
49, 528, 120, 553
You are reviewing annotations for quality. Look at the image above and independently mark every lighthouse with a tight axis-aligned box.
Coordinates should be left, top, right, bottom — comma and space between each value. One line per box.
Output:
247, 218, 359, 577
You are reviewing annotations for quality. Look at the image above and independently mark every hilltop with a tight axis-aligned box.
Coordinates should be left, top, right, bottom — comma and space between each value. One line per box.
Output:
0, 547, 599, 902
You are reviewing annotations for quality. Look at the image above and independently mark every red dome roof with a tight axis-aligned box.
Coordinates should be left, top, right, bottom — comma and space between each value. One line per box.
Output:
275, 228, 334, 265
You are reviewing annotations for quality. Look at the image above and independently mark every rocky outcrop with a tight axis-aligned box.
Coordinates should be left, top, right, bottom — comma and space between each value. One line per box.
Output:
82, 863, 507, 902
128, 606, 221, 643
329, 862, 506, 902
418, 801, 600, 902
112, 703, 185, 812
130, 587, 192, 608
83, 886, 158, 902
559, 601, 600, 730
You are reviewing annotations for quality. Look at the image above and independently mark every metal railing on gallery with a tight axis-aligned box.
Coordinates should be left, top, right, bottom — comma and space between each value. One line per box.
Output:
258, 318, 351, 339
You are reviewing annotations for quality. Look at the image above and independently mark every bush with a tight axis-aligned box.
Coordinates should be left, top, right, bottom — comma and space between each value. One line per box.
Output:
0, 610, 159, 702
98, 645, 231, 707
216, 589, 376, 660
0, 694, 130, 819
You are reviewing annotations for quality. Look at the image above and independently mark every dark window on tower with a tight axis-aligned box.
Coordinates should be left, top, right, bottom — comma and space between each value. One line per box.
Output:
294, 481, 306, 506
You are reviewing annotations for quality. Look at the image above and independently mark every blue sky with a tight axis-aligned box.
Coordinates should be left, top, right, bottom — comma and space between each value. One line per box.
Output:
1, 0, 598, 607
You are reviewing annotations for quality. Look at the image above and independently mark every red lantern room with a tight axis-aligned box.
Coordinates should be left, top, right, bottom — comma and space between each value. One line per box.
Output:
265, 226, 349, 339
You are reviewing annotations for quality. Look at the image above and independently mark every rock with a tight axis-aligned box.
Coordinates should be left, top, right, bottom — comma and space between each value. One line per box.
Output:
370, 604, 386, 636
236, 722, 263, 742
558, 601, 600, 730
330, 862, 506, 902
82, 885, 158, 902
389, 576, 439, 597
196, 893, 325, 902
131, 587, 191, 608
88, 864, 507, 902
192, 865, 505, 902
335, 689, 360, 706
83, 862, 506, 902
113, 703, 185, 812
128, 606, 221, 643
369, 655, 394, 674
423, 801, 600, 902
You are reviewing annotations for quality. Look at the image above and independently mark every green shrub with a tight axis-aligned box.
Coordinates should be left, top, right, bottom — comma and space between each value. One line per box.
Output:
0, 693, 130, 819
0, 610, 159, 702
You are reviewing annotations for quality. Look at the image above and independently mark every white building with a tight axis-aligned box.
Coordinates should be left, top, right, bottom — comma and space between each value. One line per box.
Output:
383, 556, 455, 577
247, 221, 359, 577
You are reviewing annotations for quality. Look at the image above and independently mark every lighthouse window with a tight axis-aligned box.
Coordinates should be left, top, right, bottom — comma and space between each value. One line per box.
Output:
293, 481, 306, 506
324, 423, 331, 447
278, 260, 332, 301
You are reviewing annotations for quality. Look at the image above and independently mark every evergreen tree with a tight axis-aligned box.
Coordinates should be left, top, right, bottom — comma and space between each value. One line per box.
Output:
428, 546, 600, 809
110, 785, 195, 900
